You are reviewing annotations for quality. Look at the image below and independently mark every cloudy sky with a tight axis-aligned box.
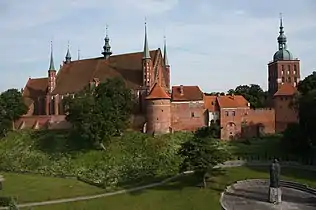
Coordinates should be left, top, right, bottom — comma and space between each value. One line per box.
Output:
0, 0, 315, 93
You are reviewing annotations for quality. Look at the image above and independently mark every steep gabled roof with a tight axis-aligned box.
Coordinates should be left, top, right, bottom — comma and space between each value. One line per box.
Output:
51, 49, 159, 95
22, 77, 48, 106
274, 83, 297, 96
146, 83, 170, 100
171, 86, 204, 101
217, 95, 249, 108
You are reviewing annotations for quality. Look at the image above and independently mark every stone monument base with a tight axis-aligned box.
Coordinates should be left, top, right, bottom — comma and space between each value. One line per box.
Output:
269, 187, 282, 204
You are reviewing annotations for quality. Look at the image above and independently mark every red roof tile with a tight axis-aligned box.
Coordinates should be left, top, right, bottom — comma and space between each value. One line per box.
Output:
203, 95, 217, 111
22, 77, 48, 106
274, 83, 297, 96
171, 85, 203, 101
52, 50, 159, 95
217, 95, 249, 108
146, 83, 170, 100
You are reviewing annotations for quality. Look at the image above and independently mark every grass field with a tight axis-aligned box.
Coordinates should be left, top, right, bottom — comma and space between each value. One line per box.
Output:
0, 172, 104, 203
24, 166, 316, 210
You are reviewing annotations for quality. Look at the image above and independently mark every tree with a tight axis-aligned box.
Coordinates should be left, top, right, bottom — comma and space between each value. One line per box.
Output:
0, 89, 27, 136
228, 84, 267, 108
194, 123, 222, 139
298, 89, 316, 148
178, 136, 229, 188
297, 71, 316, 95
65, 78, 134, 149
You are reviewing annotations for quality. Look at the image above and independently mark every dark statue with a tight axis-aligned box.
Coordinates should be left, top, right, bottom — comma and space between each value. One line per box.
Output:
269, 159, 281, 188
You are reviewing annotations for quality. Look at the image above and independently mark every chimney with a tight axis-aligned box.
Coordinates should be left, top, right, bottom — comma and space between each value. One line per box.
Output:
179, 85, 184, 95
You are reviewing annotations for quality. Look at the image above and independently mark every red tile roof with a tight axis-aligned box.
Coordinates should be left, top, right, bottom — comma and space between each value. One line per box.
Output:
22, 77, 48, 106
146, 83, 170, 100
274, 83, 297, 96
217, 95, 249, 108
171, 85, 203, 101
52, 49, 159, 95
203, 95, 217, 111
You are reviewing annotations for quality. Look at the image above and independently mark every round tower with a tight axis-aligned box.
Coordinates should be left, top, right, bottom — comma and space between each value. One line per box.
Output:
145, 83, 171, 135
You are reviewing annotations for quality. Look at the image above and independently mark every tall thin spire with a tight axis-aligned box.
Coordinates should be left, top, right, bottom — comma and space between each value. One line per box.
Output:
78, 48, 80, 60
49, 41, 55, 70
277, 13, 287, 50
143, 18, 151, 59
102, 24, 112, 59
65, 40, 71, 63
163, 35, 169, 66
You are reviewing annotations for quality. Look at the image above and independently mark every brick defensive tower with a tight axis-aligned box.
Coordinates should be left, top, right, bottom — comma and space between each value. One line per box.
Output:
145, 83, 171, 134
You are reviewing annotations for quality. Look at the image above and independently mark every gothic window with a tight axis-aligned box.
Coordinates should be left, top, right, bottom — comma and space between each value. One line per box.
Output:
294, 65, 297, 74
282, 77, 285, 82
287, 77, 291, 82
281, 65, 284, 71
191, 112, 195, 117
225, 111, 229, 116
232, 111, 236, 116
281, 70, 284, 75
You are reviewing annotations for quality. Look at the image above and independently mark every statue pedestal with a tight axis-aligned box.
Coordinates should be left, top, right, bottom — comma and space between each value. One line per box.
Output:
269, 187, 282, 204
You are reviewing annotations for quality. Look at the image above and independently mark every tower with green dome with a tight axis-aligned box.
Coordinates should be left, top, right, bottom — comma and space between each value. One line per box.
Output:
267, 14, 301, 99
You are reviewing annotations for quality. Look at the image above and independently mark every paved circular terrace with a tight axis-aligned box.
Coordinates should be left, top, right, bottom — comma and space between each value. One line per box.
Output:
221, 179, 316, 210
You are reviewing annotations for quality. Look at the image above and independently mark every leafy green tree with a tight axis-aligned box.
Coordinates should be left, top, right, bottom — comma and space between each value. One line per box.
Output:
297, 71, 316, 95
65, 78, 134, 149
228, 84, 267, 108
194, 123, 222, 139
178, 136, 229, 188
0, 89, 27, 136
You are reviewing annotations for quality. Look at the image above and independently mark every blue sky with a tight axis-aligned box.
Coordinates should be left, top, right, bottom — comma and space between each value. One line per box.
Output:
0, 0, 316, 93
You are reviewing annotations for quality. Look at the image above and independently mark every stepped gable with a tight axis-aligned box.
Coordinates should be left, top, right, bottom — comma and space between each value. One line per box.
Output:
217, 95, 249, 108
171, 86, 203, 101
274, 83, 297, 96
146, 83, 170, 100
22, 77, 48, 106
51, 49, 159, 95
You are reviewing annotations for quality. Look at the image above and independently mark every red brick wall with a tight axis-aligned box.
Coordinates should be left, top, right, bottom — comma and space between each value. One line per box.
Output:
146, 99, 171, 134
274, 96, 298, 133
171, 101, 207, 132
15, 115, 70, 130
220, 107, 275, 140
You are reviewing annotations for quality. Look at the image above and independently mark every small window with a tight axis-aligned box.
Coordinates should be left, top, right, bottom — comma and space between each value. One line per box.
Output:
288, 77, 291, 82
281, 70, 284, 75
225, 111, 229, 116
211, 101, 214, 105
232, 111, 235, 116
157, 118, 159, 120
161, 109, 163, 112
191, 112, 195, 117
282, 77, 285, 82
287, 70, 290, 75
282, 65, 284, 71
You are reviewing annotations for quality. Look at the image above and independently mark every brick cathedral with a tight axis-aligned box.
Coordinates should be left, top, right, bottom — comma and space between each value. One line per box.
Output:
16, 16, 298, 140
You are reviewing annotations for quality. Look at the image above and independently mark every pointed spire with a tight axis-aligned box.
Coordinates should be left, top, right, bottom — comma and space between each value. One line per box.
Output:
143, 18, 151, 59
277, 13, 287, 50
78, 48, 81, 60
163, 35, 169, 66
65, 40, 71, 63
102, 24, 112, 59
49, 41, 55, 71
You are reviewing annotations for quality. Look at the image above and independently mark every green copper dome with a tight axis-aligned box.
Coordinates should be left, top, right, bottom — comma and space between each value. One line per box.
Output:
273, 49, 293, 61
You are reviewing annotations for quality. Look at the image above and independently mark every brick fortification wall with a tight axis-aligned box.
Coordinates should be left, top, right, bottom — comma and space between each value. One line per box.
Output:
243, 108, 275, 138
171, 102, 207, 132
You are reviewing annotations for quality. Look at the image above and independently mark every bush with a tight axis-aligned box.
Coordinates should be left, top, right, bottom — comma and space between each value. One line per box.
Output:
0, 130, 190, 189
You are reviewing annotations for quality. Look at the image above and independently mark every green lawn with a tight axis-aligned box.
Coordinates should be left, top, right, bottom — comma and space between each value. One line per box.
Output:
0, 172, 104, 203
32, 166, 316, 210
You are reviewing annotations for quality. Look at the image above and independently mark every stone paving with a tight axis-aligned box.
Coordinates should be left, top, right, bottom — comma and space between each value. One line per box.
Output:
221, 180, 316, 210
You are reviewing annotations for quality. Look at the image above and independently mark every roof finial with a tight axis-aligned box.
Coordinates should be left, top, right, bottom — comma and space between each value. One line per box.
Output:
102, 24, 112, 59
143, 17, 151, 59
78, 48, 80, 60
277, 12, 287, 50
49, 41, 55, 70
106, 24, 109, 38
65, 40, 71, 63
